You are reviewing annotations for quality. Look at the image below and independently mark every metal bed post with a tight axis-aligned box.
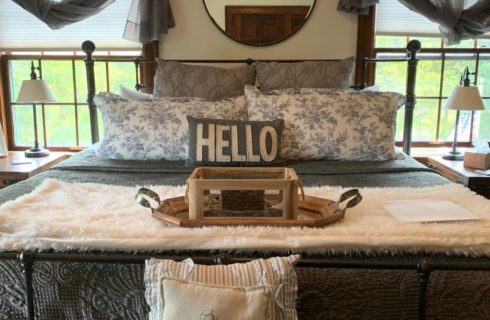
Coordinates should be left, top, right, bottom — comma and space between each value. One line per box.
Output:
403, 40, 421, 155
18, 251, 35, 320
82, 40, 99, 144
417, 258, 431, 320
133, 58, 142, 91
360, 57, 368, 89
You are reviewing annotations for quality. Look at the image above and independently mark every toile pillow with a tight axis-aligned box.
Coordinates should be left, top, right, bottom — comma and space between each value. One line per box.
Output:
256, 57, 355, 92
145, 255, 300, 320
153, 60, 256, 100
187, 116, 284, 167
93, 93, 247, 160
245, 86, 405, 161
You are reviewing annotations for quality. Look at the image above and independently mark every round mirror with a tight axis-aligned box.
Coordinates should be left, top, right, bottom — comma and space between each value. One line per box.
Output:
203, 0, 316, 46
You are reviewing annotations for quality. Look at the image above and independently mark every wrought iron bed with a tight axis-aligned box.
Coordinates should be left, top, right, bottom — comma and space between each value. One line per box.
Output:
82, 39, 420, 155
1, 39, 490, 320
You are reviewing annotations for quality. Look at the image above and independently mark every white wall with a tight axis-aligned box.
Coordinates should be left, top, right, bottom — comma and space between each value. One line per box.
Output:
205, 0, 314, 29
160, 0, 358, 60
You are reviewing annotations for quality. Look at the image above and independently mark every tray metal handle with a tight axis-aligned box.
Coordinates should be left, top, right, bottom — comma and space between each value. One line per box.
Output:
135, 187, 162, 210
336, 189, 362, 212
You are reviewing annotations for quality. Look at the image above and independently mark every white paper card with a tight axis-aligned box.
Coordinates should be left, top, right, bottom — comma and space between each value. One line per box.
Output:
383, 200, 482, 222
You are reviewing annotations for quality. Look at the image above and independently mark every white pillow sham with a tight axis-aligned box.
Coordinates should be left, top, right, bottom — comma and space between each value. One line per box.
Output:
145, 255, 300, 320
119, 85, 154, 100
93, 93, 247, 160
161, 277, 271, 320
245, 86, 405, 161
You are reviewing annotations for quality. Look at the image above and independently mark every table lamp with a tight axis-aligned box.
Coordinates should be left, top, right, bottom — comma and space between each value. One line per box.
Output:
443, 67, 484, 161
16, 62, 55, 158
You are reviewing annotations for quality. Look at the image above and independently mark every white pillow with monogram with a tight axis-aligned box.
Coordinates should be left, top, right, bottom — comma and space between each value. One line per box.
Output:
161, 277, 271, 320
94, 93, 247, 160
245, 86, 405, 161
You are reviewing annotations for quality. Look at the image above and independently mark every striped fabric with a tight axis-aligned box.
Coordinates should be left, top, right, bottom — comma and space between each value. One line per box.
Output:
144, 255, 300, 320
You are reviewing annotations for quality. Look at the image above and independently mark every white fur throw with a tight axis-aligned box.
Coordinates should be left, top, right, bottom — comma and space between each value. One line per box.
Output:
0, 179, 489, 255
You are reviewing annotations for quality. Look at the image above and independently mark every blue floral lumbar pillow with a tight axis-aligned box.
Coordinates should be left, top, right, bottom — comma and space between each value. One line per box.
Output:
187, 116, 284, 167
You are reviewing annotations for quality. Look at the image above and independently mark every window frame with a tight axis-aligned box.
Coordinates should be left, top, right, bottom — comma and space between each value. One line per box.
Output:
1, 52, 142, 151
374, 39, 490, 147
0, 41, 160, 151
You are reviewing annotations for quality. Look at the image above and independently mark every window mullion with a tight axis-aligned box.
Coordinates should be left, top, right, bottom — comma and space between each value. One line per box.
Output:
38, 59, 48, 148
105, 62, 110, 92
470, 51, 481, 143
435, 52, 445, 141
72, 59, 79, 147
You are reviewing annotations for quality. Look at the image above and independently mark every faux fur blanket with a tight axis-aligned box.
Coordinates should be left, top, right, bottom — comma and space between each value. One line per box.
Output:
0, 179, 489, 255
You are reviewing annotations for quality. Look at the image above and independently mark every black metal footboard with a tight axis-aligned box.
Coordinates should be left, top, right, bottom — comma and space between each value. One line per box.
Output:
2, 251, 490, 320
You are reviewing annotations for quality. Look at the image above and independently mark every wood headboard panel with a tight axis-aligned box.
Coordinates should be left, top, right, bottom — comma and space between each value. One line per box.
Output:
82, 40, 421, 155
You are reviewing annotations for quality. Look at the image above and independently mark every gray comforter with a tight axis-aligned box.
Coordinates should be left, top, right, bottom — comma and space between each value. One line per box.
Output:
0, 148, 447, 205
6, 150, 488, 320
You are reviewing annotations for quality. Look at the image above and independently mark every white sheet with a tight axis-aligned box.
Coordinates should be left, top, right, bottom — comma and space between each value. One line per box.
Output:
0, 179, 489, 256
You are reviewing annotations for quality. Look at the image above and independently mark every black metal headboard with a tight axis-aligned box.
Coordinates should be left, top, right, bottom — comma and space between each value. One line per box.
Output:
82, 40, 421, 155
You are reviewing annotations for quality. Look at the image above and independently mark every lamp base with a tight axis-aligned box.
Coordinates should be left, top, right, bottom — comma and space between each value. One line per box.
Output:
25, 147, 50, 158
442, 151, 463, 161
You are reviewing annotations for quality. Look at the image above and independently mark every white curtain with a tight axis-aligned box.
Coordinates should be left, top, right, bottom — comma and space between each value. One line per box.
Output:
123, 0, 175, 44
11, 0, 115, 29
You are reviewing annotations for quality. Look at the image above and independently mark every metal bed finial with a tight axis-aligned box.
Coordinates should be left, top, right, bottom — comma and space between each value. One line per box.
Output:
82, 40, 99, 144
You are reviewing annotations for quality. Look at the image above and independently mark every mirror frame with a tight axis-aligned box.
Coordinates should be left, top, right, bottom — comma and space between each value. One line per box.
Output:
203, 0, 317, 47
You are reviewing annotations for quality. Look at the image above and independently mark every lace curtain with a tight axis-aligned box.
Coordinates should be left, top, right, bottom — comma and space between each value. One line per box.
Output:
11, 0, 115, 29
123, 0, 175, 43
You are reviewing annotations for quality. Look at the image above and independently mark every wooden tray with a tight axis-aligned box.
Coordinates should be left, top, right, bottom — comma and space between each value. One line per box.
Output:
149, 191, 361, 228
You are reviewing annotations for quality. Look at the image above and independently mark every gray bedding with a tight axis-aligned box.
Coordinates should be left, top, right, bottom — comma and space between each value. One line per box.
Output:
2, 150, 472, 320
0, 148, 447, 206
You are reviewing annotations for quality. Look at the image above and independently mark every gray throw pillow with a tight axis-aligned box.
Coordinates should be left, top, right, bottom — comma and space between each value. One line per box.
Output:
256, 57, 355, 92
153, 60, 256, 100
187, 116, 284, 167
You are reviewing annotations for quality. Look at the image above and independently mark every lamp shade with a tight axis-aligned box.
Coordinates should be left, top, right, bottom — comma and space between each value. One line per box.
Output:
445, 86, 484, 111
16, 79, 56, 103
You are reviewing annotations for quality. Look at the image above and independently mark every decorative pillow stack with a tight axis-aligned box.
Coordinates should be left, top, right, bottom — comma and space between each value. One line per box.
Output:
145, 255, 300, 320
187, 116, 284, 167
153, 60, 256, 100
245, 86, 405, 161
93, 93, 247, 160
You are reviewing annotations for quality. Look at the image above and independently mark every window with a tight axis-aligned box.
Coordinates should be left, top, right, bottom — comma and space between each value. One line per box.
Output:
375, 2, 490, 146
0, 0, 138, 51
0, 0, 142, 150
5, 53, 139, 149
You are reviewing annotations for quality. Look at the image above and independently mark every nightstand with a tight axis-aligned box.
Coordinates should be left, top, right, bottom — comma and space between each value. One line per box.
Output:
427, 156, 490, 199
0, 151, 70, 188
